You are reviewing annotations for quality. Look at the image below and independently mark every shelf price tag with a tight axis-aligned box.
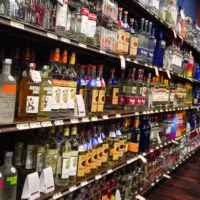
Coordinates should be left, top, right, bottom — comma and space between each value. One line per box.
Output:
69, 185, 77, 192
79, 43, 87, 48
102, 115, 109, 120
91, 117, 98, 121
10, 20, 24, 29
138, 155, 147, 163
135, 195, 146, 200
134, 60, 138, 64
116, 114, 121, 118
81, 181, 88, 187
30, 122, 41, 129
47, 32, 58, 40
41, 121, 52, 127
95, 174, 102, 180
120, 55, 126, 70
166, 70, 171, 79
107, 169, 113, 174
82, 118, 90, 122
126, 57, 131, 62
154, 67, 159, 77
61, 37, 70, 43
54, 120, 64, 126
17, 123, 30, 130
53, 192, 62, 200
100, 49, 106, 54
71, 119, 79, 124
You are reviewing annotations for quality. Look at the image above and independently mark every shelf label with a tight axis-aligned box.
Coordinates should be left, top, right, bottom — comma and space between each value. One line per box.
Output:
53, 192, 62, 199
82, 118, 90, 122
79, 43, 87, 48
156, 179, 159, 183
143, 111, 147, 115
145, 63, 148, 67
135, 112, 139, 115
151, 183, 155, 186
47, 33, 58, 40
172, 140, 179, 145
61, 37, 70, 43
154, 67, 159, 77
107, 169, 113, 174
126, 57, 131, 62
54, 120, 64, 126
116, 114, 121, 118
134, 60, 138, 64
71, 119, 79, 124
100, 49, 106, 54
102, 115, 109, 120
30, 122, 41, 129
142, 153, 147, 156
156, 146, 159, 149
17, 123, 29, 130
10, 20, 24, 29
138, 155, 147, 163
150, 149, 154, 153
95, 174, 102, 180
163, 174, 171, 179
120, 55, 126, 70
136, 195, 146, 200
41, 121, 52, 127
81, 181, 88, 187
69, 185, 77, 192
91, 117, 98, 121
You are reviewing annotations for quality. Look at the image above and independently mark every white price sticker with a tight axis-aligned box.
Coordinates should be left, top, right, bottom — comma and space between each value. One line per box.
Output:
156, 146, 159, 149
81, 181, 88, 187
30, 122, 41, 129
135, 112, 139, 115
61, 37, 70, 43
150, 149, 154, 153
100, 49, 106, 54
47, 32, 58, 40
91, 117, 98, 121
41, 121, 52, 127
82, 118, 90, 122
102, 115, 109, 120
145, 63, 148, 67
156, 179, 159, 183
71, 119, 79, 124
10, 20, 24, 29
79, 43, 87, 48
69, 185, 77, 192
54, 120, 64, 126
143, 111, 147, 114
154, 67, 159, 77
142, 153, 147, 156
116, 114, 121, 118
95, 174, 102, 180
107, 169, 113, 174
53, 192, 62, 199
151, 183, 155, 186
134, 60, 138, 64
136, 195, 146, 200
17, 123, 29, 130
163, 174, 171, 179
126, 57, 131, 62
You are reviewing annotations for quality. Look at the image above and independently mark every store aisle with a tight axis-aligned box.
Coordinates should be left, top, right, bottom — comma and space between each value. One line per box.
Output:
145, 151, 200, 200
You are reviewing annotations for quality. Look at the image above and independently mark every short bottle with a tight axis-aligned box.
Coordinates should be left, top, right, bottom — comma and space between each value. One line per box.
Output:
0, 151, 17, 200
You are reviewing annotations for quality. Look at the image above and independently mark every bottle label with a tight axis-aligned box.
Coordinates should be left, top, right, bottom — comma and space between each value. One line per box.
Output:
52, 86, 61, 110
61, 157, 70, 179
91, 148, 98, 169
0, 84, 16, 122
101, 144, 108, 163
125, 96, 136, 106
26, 96, 39, 113
128, 143, 139, 153
39, 94, 52, 112
129, 36, 138, 56
29, 85, 40, 94
14, 143, 24, 166
96, 147, 102, 167
60, 87, 68, 109
25, 148, 35, 169
118, 140, 125, 157
85, 151, 92, 174
90, 89, 99, 112
6, 176, 17, 185
46, 149, 58, 175
137, 47, 144, 58
110, 143, 119, 161
36, 151, 44, 172
56, 2, 68, 30
77, 154, 86, 177
97, 89, 105, 112
118, 95, 125, 105
112, 88, 119, 105
69, 151, 78, 176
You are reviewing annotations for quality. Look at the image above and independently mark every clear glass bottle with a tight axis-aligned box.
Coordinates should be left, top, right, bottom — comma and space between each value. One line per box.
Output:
0, 151, 17, 200
147, 25, 156, 64
123, 11, 129, 30
117, 69, 126, 109
129, 18, 138, 57
0, 58, 16, 123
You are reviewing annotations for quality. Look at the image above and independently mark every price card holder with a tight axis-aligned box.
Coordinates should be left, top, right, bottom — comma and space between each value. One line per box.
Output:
120, 56, 126, 70
74, 95, 86, 117
41, 121, 52, 127
17, 123, 30, 130
154, 67, 159, 77
136, 195, 146, 200
21, 172, 40, 200
40, 167, 55, 194
30, 122, 41, 129
10, 20, 24, 29
61, 37, 70, 43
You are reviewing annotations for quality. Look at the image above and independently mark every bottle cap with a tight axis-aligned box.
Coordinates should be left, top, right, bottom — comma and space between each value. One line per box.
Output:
92, 65, 96, 70
29, 63, 36, 70
98, 64, 104, 70
4, 151, 13, 157
130, 18, 134, 23
124, 11, 128, 15
118, 7, 123, 11
4, 58, 12, 65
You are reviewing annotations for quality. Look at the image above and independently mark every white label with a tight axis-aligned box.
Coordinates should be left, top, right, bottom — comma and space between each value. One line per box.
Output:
61, 158, 70, 179
95, 174, 102, 180
59, 87, 68, 110
69, 152, 78, 176
116, 114, 121, 118
10, 20, 24, 29
71, 119, 79, 124
26, 96, 39, 113
120, 56, 126, 70
142, 153, 147, 156
102, 115, 109, 120
54, 120, 64, 126
36, 151, 44, 173
30, 122, 41, 129
61, 37, 70, 43
136, 195, 146, 200
134, 60, 138, 64
126, 57, 131, 61
135, 112, 139, 115
107, 169, 113, 174
100, 49, 106, 54
166, 70, 171, 79
30, 70, 41, 83
17, 123, 30, 130
41, 121, 52, 127
79, 43, 87, 48
47, 33, 58, 40
150, 149, 154, 153
91, 117, 98, 121
52, 86, 61, 110
53, 192, 62, 199
82, 118, 90, 122
154, 67, 159, 77
8, 75, 15, 82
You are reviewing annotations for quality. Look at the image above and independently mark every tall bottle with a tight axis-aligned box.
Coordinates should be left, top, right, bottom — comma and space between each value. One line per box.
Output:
123, 11, 129, 30
147, 25, 156, 64
18, 62, 40, 119
143, 20, 149, 61
38, 65, 52, 119
0, 59, 16, 123
55, 126, 71, 186
117, 69, 126, 109
77, 65, 86, 99
129, 18, 138, 57
117, 7, 123, 27
0, 151, 17, 200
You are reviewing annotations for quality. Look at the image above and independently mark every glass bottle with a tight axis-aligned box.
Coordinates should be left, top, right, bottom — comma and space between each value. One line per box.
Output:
18, 62, 40, 119
77, 65, 86, 100
44, 127, 59, 176
55, 126, 71, 186
117, 69, 126, 109
123, 11, 129, 30
143, 20, 149, 61
38, 65, 52, 119
129, 18, 138, 57
147, 25, 156, 64
0, 59, 16, 123
117, 7, 123, 27
100, 124, 108, 165
0, 151, 17, 200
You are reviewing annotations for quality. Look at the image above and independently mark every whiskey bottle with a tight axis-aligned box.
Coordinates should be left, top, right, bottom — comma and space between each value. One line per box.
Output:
77, 65, 86, 100
129, 18, 138, 57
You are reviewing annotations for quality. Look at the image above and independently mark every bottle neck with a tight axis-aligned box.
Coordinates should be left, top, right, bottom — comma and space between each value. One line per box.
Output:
118, 11, 122, 21
4, 157, 13, 166
130, 22, 135, 34
148, 24, 152, 36
2, 64, 11, 75
124, 15, 128, 24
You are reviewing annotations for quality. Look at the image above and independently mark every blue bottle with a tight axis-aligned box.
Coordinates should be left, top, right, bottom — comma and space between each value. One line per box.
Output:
194, 63, 200, 80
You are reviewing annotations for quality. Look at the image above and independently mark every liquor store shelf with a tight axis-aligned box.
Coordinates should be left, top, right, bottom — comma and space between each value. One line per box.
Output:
1, 15, 200, 84
37, 128, 198, 200
0, 106, 199, 133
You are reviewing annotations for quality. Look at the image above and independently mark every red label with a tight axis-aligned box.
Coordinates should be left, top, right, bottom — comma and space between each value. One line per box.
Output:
125, 96, 136, 106
88, 13, 97, 21
118, 95, 125, 105
81, 7, 89, 16
0, 181, 3, 190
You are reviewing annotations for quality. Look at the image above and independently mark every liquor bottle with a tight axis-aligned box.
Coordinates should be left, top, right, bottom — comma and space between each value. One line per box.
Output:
124, 68, 137, 110
143, 20, 149, 61
147, 25, 156, 64
25, 144, 36, 173
117, 69, 126, 109
55, 126, 71, 186
44, 127, 59, 176
0, 151, 17, 200
97, 65, 106, 113
153, 32, 166, 68
18, 62, 40, 119
128, 116, 140, 155
116, 121, 125, 160
77, 65, 86, 99
136, 69, 145, 109
85, 65, 98, 113
117, 7, 123, 27
0, 59, 16, 123
123, 11, 129, 30
11, 48, 21, 80
69, 125, 79, 183
38, 65, 52, 119
97, 125, 103, 168
105, 69, 119, 109
129, 18, 138, 57
77, 129, 87, 178
136, 18, 145, 62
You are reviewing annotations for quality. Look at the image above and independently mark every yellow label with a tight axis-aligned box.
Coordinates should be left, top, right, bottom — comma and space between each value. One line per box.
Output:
91, 148, 98, 170
112, 88, 119, 105
96, 147, 102, 167
97, 89, 105, 112
85, 151, 92, 174
118, 140, 125, 158
77, 154, 86, 177
91, 90, 98, 112
129, 36, 138, 56
101, 144, 108, 163
128, 143, 139, 153
110, 143, 119, 161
